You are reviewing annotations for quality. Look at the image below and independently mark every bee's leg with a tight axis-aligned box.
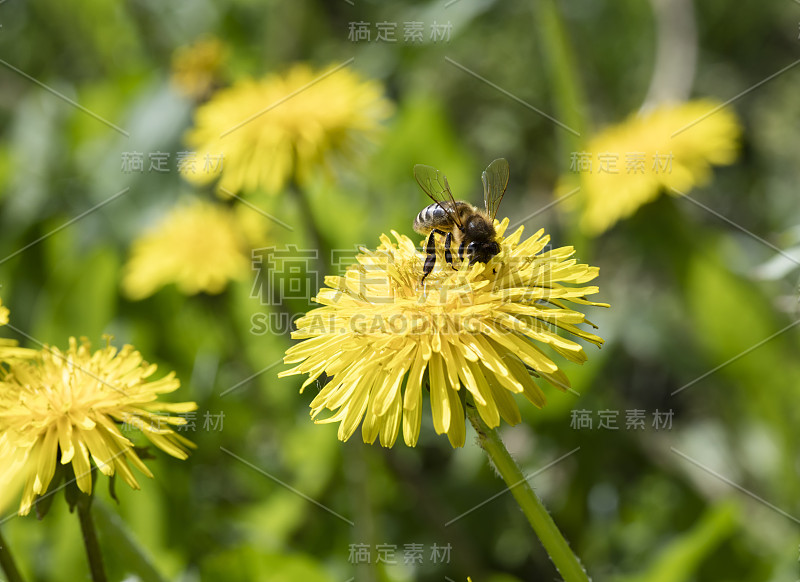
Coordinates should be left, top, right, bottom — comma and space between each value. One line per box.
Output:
458, 239, 467, 260
420, 230, 439, 283
443, 232, 457, 270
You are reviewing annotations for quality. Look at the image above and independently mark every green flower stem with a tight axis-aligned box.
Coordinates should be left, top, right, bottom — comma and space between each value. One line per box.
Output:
532, 0, 588, 161
466, 406, 589, 582
0, 527, 25, 582
290, 184, 332, 275
76, 495, 108, 582
532, 0, 592, 255
344, 443, 379, 582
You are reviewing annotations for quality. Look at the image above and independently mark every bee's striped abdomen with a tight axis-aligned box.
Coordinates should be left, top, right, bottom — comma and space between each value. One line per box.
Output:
413, 203, 447, 234
413, 201, 472, 234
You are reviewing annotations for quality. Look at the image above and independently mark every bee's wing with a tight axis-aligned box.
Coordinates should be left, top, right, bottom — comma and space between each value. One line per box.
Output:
413, 164, 464, 229
482, 158, 509, 220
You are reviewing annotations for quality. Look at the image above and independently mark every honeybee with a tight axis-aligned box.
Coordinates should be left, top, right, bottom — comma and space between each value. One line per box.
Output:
413, 158, 509, 282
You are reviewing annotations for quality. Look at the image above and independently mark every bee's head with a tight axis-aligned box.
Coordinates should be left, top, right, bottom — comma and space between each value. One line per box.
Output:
466, 239, 501, 265
463, 215, 500, 265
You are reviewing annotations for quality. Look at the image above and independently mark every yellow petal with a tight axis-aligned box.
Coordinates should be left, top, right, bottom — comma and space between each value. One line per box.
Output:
428, 353, 450, 433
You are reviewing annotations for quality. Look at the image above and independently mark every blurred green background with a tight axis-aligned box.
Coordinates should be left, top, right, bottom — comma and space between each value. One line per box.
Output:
1, 0, 800, 580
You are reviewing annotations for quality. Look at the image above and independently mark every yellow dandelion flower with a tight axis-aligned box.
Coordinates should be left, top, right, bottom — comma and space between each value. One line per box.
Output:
171, 37, 227, 100
559, 100, 741, 235
184, 63, 393, 196
280, 219, 607, 448
0, 337, 196, 515
122, 199, 251, 300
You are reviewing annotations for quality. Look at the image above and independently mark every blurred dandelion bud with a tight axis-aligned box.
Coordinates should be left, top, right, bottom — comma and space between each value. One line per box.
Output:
171, 37, 228, 101
0, 296, 36, 361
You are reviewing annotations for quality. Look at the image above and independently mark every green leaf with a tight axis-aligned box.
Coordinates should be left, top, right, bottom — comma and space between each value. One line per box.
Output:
200, 547, 334, 582
92, 501, 169, 582
35, 237, 119, 343
685, 248, 800, 455
615, 502, 738, 582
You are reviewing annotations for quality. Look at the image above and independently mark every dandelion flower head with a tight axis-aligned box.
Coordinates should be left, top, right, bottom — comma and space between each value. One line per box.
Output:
560, 100, 741, 235
171, 37, 227, 100
184, 63, 393, 196
122, 198, 251, 300
0, 337, 196, 515
281, 219, 607, 448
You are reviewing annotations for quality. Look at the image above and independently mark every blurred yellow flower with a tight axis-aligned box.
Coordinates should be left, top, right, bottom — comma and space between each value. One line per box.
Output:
0, 296, 7, 326
171, 37, 227, 100
184, 63, 392, 196
0, 337, 196, 515
559, 100, 741, 235
280, 219, 607, 448
122, 199, 252, 300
